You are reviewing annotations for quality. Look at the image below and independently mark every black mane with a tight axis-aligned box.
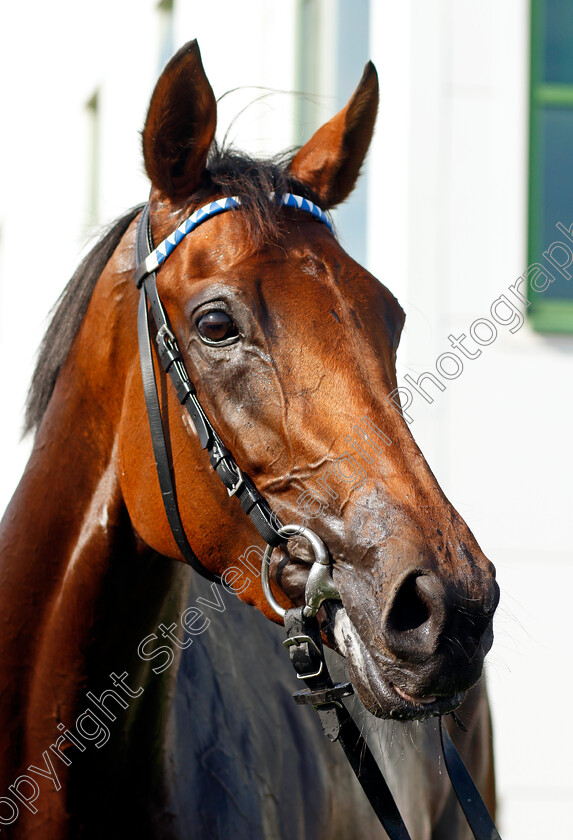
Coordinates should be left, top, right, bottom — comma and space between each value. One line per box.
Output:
23, 205, 144, 436
24, 145, 324, 436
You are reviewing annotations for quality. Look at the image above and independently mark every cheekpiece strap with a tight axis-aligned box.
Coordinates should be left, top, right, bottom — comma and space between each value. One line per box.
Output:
134, 199, 285, 586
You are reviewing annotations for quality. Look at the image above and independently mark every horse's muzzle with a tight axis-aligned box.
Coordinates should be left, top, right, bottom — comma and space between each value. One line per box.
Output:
329, 568, 500, 720
380, 570, 499, 665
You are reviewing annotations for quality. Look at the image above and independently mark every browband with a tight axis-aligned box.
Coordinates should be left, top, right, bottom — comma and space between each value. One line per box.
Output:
134, 192, 333, 288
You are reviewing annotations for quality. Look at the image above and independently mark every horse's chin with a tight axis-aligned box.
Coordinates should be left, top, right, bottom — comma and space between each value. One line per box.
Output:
328, 604, 467, 721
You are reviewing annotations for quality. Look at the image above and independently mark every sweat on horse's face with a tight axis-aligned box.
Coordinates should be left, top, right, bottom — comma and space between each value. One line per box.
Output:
118, 103, 499, 721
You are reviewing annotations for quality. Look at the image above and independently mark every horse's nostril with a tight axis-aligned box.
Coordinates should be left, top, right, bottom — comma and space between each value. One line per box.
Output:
387, 573, 431, 632
383, 572, 446, 661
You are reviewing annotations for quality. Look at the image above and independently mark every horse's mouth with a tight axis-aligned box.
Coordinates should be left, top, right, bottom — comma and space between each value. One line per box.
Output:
354, 653, 466, 721
394, 685, 437, 705
327, 603, 467, 721
274, 556, 481, 721
387, 683, 465, 720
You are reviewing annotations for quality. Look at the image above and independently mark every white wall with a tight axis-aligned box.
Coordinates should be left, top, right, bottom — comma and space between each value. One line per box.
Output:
0, 2, 570, 838
367, 1, 573, 836
0, 0, 157, 509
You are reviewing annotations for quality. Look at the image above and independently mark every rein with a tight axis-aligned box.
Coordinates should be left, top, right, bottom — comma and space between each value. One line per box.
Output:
133, 194, 502, 840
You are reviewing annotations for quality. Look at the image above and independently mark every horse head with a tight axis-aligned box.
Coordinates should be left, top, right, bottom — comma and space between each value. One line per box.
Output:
118, 41, 499, 722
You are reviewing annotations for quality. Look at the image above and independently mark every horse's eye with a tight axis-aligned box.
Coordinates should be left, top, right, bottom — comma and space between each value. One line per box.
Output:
196, 310, 239, 344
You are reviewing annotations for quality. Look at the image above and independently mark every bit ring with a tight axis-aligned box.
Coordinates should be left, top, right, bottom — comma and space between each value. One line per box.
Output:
261, 525, 339, 620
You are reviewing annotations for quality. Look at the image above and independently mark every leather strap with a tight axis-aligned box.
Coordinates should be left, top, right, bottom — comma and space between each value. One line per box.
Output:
136, 207, 222, 583
284, 607, 503, 840
439, 717, 502, 840
284, 607, 412, 840
134, 206, 282, 579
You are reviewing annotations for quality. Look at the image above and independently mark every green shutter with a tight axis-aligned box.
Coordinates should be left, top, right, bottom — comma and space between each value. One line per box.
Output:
528, 0, 573, 331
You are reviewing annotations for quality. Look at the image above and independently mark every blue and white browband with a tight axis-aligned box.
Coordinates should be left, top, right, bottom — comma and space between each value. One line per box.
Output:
135, 192, 333, 285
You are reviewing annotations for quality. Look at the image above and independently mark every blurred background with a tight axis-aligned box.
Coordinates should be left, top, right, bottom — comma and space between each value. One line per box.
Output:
0, 1, 571, 836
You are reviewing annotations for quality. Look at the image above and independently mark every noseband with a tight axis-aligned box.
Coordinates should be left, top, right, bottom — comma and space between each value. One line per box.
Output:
133, 194, 501, 840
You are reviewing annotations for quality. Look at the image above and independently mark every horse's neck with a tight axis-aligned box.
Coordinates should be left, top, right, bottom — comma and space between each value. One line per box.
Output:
0, 281, 189, 833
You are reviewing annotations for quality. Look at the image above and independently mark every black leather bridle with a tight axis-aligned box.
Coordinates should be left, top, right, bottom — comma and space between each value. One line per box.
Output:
133, 197, 502, 840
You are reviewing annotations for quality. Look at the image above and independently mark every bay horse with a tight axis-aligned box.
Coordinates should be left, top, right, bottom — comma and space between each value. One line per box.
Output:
0, 41, 499, 839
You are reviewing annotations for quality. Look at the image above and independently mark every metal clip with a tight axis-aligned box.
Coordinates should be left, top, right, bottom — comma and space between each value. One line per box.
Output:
303, 561, 341, 618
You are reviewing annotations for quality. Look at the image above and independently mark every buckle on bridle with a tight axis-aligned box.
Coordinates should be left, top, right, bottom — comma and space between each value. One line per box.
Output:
156, 323, 176, 345
155, 324, 182, 372
226, 463, 244, 497
283, 634, 324, 679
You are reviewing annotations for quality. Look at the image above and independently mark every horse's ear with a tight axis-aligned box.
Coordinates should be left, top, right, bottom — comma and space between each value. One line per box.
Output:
289, 62, 378, 209
142, 40, 216, 201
